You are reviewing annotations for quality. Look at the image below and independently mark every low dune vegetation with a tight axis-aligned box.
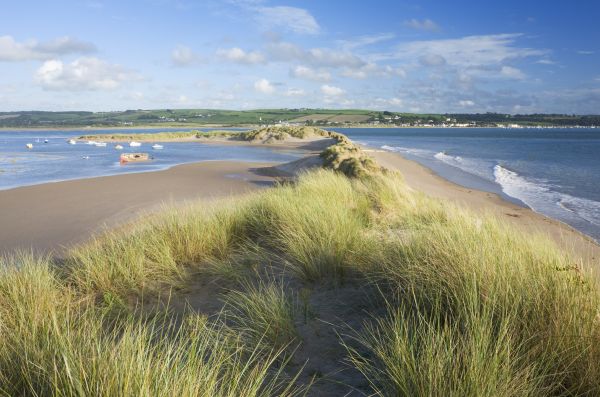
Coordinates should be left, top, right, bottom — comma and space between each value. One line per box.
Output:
2, 130, 600, 395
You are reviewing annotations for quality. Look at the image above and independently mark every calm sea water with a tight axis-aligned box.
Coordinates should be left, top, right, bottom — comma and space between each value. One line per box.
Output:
0, 128, 301, 190
331, 127, 600, 242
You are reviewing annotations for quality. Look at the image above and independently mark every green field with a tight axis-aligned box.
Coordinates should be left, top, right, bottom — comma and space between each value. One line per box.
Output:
1, 108, 599, 128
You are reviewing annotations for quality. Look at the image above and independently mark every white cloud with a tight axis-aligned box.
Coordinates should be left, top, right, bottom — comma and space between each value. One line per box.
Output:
343, 63, 406, 79
217, 47, 265, 64
171, 45, 201, 66
375, 97, 403, 107
257, 6, 320, 34
458, 100, 475, 107
254, 78, 275, 94
403, 18, 440, 31
338, 33, 395, 51
35, 57, 138, 91
536, 59, 555, 65
577, 50, 594, 55
321, 84, 345, 96
285, 88, 305, 97
392, 34, 546, 67
0, 35, 96, 62
290, 65, 330, 82
267, 42, 365, 69
500, 65, 526, 80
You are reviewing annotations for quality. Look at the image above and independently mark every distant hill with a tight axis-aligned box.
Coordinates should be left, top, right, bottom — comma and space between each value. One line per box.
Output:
0, 109, 599, 128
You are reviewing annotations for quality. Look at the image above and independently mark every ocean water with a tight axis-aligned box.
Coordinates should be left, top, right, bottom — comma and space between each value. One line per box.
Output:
331, 127, 600, 242
0, 128, 301, 190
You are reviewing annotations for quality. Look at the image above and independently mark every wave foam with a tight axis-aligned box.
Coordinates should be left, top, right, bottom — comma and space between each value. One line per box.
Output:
494, 165, 600, 228
433, 151, 491, 180
381, 145, 433, 157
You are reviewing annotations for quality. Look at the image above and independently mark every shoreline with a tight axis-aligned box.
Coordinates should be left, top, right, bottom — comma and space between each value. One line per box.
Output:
368, 148, 600, 266
0, 160, 280, 256
1, 134, 598, 268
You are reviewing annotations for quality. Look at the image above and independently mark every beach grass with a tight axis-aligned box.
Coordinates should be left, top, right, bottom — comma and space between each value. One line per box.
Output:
1, 129, 600, 395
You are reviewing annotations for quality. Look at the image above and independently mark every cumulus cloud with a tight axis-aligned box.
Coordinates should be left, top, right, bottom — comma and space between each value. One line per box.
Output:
342, 63, 406, 79
290, 65, 330, 82
403, 18, 440, 31
254, 78, 275, 94
171, 44, 202, 66
256, 6, 320, 34
321, 84, 345, 96
217, 47, 265, 64
35, 57, 138, 91
458, 99, 475, 107
500, 65, 526, 80
0, 35, 96, 62
267, 42, 365, 68
171, 45, 201, 66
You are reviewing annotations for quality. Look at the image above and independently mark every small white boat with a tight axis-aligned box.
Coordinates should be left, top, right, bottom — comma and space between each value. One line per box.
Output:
67, 139, 76, 145
44, 139, 49, 143
129, 141, 141, 147
94, 142, 107, 147
82, 155, 90, 160
87, 140, 96, 145
152, 144, 164, 150
26, 143, 33, 149
115, 144, 124, 150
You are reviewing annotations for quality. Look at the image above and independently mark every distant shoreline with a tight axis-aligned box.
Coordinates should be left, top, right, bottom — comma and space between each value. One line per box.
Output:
2, 124, 598, 132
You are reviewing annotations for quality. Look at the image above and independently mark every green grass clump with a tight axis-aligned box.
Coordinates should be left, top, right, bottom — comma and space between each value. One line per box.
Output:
0, 255, 299, 396
320, 140, 382, 178
225, 281, 298, 350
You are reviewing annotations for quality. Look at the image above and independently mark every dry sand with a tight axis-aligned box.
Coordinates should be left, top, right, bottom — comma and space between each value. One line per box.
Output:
0, 161, 277, 256
369, 149, 600, 268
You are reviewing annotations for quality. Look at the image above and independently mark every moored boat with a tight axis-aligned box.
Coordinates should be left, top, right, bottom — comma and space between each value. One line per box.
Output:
26, 143, 33, 149
115, 144, 124, 150
129, 141, 141, 147
152, 144, 164, 149
67, 139, 76, 145
94, 142, 107, 147
120, 153, 150, 163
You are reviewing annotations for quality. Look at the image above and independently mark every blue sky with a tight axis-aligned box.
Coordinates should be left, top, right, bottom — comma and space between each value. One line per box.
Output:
0, 0, 598, 113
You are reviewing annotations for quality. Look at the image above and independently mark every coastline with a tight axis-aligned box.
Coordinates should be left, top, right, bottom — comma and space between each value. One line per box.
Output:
1, 134, 598, 269
368, 148, 600, 266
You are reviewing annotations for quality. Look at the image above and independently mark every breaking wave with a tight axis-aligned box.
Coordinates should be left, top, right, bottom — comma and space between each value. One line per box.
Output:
493, 164, 600, 228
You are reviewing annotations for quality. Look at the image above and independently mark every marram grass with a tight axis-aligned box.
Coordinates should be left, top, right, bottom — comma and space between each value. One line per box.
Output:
1, 162, 600, 394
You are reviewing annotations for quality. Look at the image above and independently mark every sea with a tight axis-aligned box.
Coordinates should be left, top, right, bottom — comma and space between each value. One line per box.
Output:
0, 128, 302, 191
1, 127, 599, 242
331, 127, 600, 242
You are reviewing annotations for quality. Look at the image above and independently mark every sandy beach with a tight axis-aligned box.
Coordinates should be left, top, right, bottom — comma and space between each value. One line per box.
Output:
0, 161, 277, 256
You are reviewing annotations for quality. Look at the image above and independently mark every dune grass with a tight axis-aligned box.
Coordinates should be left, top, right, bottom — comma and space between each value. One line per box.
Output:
1, 130, 600, 395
